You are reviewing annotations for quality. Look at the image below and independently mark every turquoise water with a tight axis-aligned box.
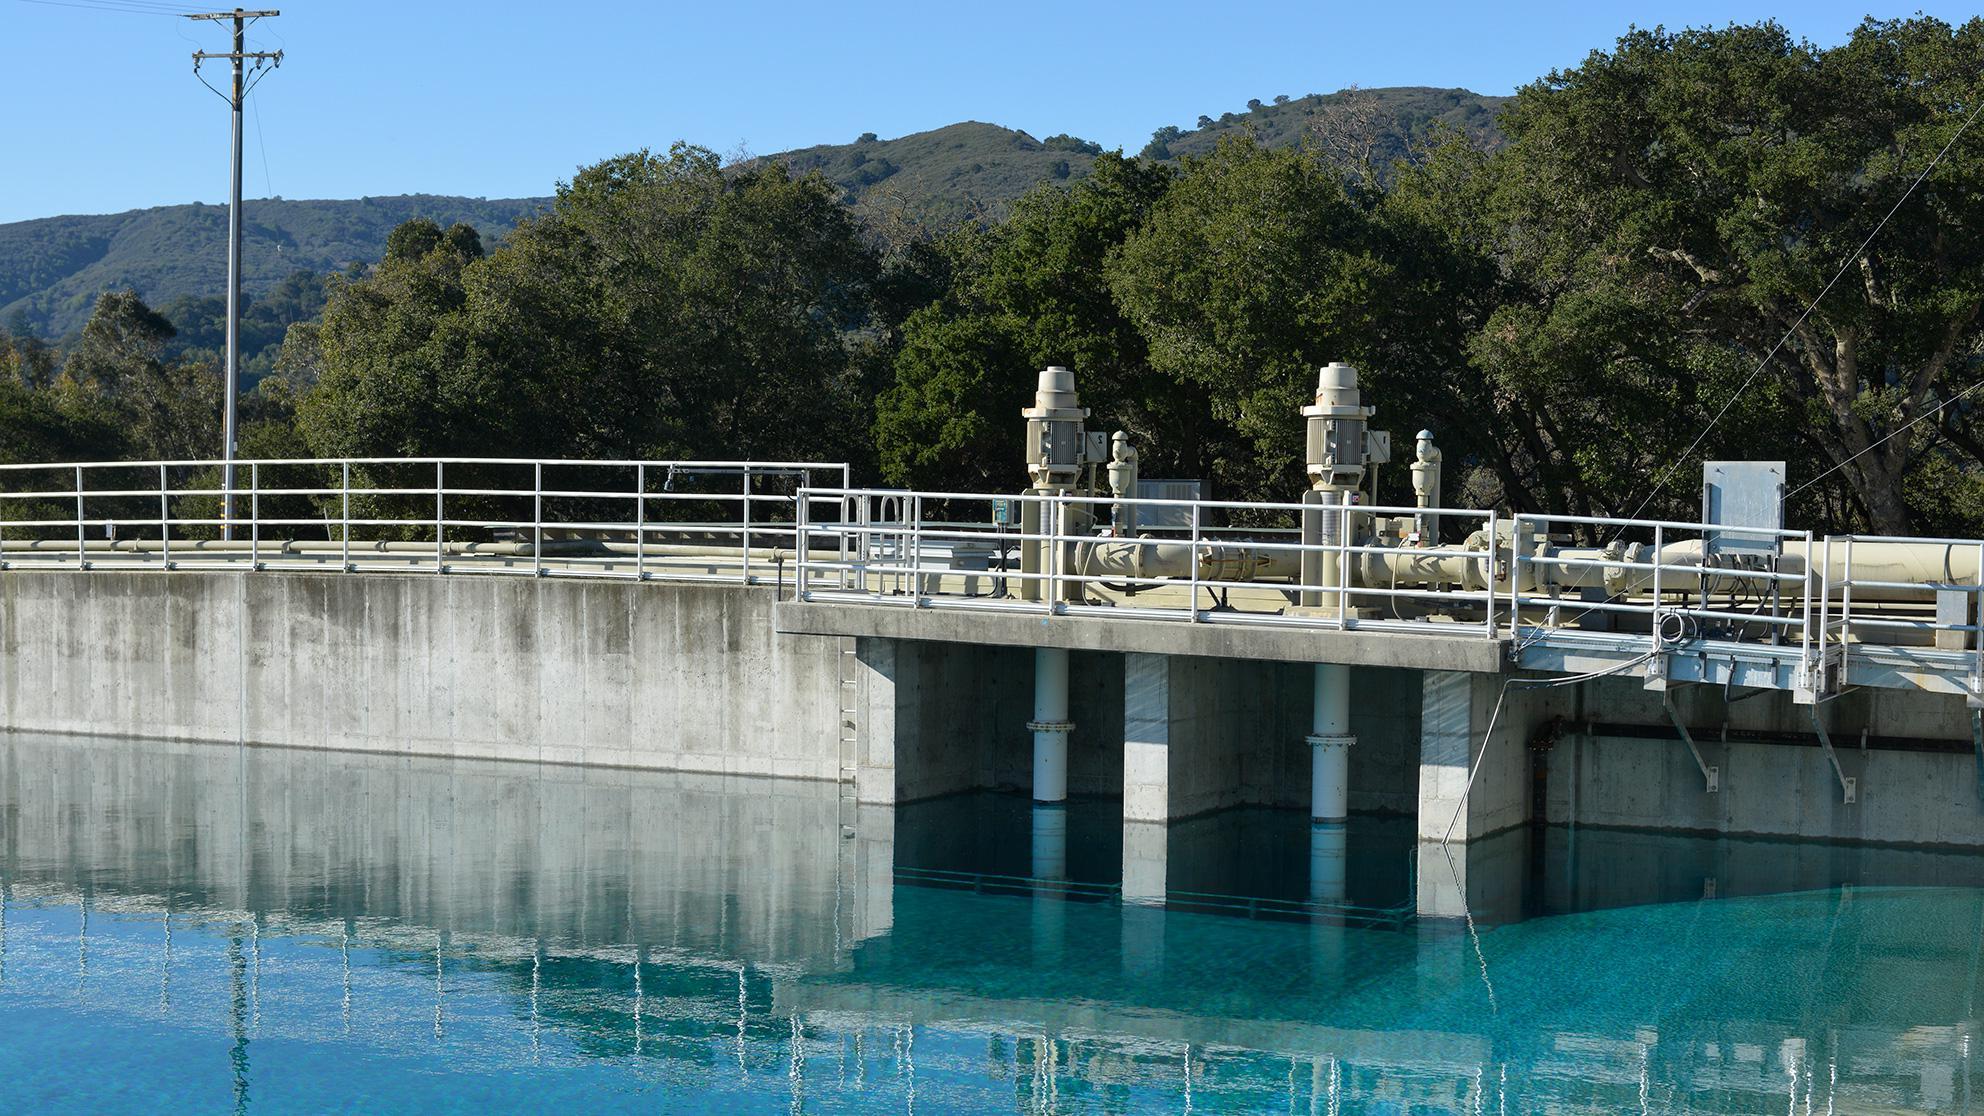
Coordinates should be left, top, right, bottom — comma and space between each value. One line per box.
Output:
3, 734, 1983, 1112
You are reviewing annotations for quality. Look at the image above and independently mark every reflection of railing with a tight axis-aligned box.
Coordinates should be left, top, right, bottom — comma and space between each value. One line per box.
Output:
0, 457, 849, 585
795, 486, 1501, 637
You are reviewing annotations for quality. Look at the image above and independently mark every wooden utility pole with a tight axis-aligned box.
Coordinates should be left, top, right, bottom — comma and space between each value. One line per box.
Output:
187, 9, 281, 540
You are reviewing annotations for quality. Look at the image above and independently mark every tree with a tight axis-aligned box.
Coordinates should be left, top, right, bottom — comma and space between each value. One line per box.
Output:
1107, 138, 1396, 499
300, 146, 882, 467
1479, 17, 1984, 532
874, 154, 1182, 489
1141, 126, 1183, 160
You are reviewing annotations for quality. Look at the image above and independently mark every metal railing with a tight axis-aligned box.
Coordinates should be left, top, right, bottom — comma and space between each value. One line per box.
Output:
1508, 512, 1818, 668
0, 457, 849, 585
794, 486, 1501, 636
1818, 535, 1984, 694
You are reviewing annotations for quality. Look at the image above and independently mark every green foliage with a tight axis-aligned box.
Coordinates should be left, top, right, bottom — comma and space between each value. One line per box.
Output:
300, 146, 882, 468
875, 155, 1182, 490
1471, 16, 1984, 531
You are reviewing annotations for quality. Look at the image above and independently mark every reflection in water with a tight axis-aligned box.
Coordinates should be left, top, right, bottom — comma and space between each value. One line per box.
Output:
0, 732, 1982, 1112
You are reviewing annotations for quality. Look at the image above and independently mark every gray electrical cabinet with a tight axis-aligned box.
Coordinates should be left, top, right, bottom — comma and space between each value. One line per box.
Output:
1702, 461, 1785, 559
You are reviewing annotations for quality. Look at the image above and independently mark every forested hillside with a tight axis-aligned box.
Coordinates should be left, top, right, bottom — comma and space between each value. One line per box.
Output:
0, 195, 548, 340
0, 87, 1507, 334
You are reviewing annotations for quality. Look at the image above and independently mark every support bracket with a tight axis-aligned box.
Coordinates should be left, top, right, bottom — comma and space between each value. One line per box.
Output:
1662, 689, 1718, 793
1808, 704, 1857, 805
1972, 709, 1984, 806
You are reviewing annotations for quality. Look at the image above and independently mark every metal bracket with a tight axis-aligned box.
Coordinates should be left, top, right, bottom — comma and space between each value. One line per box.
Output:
1643, 649, 1670, 693
1662, 689, 1719, 793
1972, 709, 1983, 806
1808, 705, 1857, 804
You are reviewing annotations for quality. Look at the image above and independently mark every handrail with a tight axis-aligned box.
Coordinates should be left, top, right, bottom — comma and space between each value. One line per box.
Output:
0, 456, 848, 588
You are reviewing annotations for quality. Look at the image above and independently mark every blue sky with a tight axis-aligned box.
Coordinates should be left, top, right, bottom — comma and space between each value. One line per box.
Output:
3, 0, 1977, 224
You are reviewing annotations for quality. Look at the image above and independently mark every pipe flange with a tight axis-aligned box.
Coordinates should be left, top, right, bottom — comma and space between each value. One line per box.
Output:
1306, 733, 1356, 750
1027, 720, 1075, 734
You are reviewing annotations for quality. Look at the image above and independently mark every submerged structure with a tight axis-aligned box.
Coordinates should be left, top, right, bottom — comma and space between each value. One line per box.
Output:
2, 361, 1983, 918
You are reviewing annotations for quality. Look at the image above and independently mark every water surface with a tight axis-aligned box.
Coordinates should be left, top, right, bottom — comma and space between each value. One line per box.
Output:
1, 733, 1981, 1113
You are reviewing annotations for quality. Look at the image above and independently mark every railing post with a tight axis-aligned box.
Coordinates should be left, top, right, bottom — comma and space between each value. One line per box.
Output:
635, 464, 647, 582
909, 492, 924, 604
532, 462, 545, 578
250, 463, 260, 570
1484, 509, 1498, 638
1841, 537, 1856, 682
1651, 524, 1665, 649
160, 463, 170, 569
1507, 513, 1521, 636
1798, 530, 1814, 687
741, 465, 753, 585
1818, 535, 1833, 690
434, 460, 445, 575
1187, 501, 1201, 622
1974, 539, 1983, 699
1043, 494, 1058, 615
73, 464, 84, 569
794, 486, 809, 600
340, 462, 351, 572
1335, 496, 1351, 629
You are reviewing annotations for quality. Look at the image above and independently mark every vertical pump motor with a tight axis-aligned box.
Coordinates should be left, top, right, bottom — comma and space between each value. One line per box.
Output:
1302, 362, 1375, 495
1022, 366, 1090, 491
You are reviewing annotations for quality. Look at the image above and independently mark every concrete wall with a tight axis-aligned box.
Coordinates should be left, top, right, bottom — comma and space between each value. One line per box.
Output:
0, 571, 845, 781
1543, 675, 1984, 846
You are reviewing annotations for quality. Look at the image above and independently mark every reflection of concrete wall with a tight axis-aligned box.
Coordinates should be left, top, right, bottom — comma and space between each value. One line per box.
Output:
1545, 676, 1984, 845
0, 732, 860, 965
0, 572, 844, 780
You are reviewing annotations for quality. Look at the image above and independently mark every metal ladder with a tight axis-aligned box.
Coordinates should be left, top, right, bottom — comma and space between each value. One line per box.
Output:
836, 638, 859, 784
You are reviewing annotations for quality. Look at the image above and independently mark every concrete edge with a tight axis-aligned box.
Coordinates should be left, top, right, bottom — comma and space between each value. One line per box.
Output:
773, 599, 1511, 673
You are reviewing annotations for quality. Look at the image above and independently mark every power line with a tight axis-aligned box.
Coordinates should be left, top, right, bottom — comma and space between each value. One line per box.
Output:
13, 0, 205, 15
1787, 377, 1984, 498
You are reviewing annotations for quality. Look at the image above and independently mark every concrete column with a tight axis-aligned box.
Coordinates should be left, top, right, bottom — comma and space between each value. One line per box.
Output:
1031, 647, 1072, 802
852, 638, 899, 805
1122, 653, 1171, 823
1122, 653, 1172, 911
1309, 663, 1354, 821
1417, 670, 1531, 844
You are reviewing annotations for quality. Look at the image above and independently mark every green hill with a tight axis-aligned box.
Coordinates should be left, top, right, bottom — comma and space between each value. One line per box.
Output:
758, 87, 1506, 234
762, 121, 1107, 229
0, 194, 547, 340
0, 87, 1508, 341
1153, 85, 1508, 164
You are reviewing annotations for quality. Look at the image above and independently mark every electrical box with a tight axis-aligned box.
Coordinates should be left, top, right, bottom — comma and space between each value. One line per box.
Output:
1366, 430, 1392, 466
1135, 480, 1202, 530
1702, 461, 1785, 559
1084, 431, 1109, 466
991, 498, 1015, 527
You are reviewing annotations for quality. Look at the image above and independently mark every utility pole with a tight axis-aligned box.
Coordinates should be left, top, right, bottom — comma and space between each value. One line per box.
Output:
187, 9, 281, 540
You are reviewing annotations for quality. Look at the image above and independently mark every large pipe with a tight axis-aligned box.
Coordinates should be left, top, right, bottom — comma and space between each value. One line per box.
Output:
1308, 662, 1353, 822
1030, 647, 1071, 802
